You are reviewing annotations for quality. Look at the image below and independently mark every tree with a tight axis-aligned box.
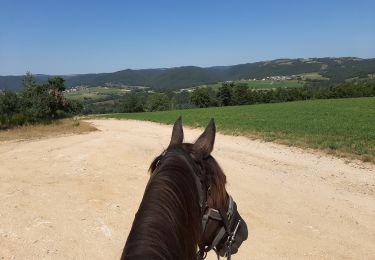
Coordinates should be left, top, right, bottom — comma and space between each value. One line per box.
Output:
146, 93, 170, 111
20, 74, 74, 121
172, 90, 192, 109
231, 83, 249, 105
46, 77, 70, 118
47, 77, 66, 91
0, 91, 20, 127
190, 88, 211, 108
246, 89, 257, 104
0, 73, 83, 127
122, 94, 144, 112
66, 99, 83, 114
20, 83, 53, 122
22, 71, 36, 89
206, 87, 219, 107
217, 82, 233, 106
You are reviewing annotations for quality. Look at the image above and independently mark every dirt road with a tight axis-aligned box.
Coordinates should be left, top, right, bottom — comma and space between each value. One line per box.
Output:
0, 119, 374, 259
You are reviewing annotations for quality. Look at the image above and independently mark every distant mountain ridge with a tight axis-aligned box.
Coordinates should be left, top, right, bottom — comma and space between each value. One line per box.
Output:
1, 57, 375, 91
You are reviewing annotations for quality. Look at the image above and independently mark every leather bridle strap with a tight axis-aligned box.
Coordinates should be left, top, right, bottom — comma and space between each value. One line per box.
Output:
199, 196, 239, 259
155, 148, 240, 260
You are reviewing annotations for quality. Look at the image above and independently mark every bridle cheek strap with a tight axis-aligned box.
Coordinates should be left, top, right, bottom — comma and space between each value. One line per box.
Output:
158, 149, 240, 260
211, 227, 227, 249
200, 196, 236, 253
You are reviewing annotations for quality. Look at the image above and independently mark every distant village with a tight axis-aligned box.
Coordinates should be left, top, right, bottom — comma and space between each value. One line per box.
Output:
222, 75, 300, 85
258, 75, 296, 81
63, 86, 88, 93
63, 84, 154, 94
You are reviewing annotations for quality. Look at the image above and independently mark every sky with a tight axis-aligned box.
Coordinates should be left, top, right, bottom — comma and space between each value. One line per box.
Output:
0, 0, 374, 75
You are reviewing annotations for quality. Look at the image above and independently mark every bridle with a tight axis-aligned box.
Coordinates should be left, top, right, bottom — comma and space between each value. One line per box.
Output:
199, 196, 241, 260
154, 147, 241, 260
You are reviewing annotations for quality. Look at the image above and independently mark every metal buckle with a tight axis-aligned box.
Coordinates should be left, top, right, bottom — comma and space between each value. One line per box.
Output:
224, 219, 241, 260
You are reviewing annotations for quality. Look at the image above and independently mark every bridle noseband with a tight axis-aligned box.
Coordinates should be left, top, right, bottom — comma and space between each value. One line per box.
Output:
154, 147, 241, 260
199, 195, 241, 260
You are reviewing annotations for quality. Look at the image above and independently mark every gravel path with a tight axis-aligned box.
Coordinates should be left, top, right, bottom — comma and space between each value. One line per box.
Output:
0, 119, 374, 259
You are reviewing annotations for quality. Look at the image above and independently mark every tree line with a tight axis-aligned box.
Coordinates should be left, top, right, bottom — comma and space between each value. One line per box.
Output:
81, 89, 194, 114
83, 79, 375, 114
0, 73, 82, 128
196, 80, 375, 107
2, 74, 374, 123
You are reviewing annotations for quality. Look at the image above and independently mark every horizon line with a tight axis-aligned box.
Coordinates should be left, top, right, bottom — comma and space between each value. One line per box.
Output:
1, 56, 374, 77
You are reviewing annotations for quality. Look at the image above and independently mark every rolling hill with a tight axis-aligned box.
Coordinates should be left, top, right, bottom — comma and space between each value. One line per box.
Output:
1, 57, 375, 91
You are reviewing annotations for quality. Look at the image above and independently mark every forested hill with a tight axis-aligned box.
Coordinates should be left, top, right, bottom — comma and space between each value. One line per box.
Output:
1, 57, 375, 91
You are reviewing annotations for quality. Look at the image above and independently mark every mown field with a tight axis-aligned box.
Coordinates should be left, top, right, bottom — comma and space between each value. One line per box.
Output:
102, 97, 375, 162
299, 72, 329, 81
65, 86, 131, 101
198, 79, 304, 90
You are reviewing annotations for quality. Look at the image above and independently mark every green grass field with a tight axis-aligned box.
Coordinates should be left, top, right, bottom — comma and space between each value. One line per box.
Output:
298, 72, 329, 81
199, 79, 304, 90
102, 97, 375, 162
246, 80, 303, 89
65, 86, 130, 101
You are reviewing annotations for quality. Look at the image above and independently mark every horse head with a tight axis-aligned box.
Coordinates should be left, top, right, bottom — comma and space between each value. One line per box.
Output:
151, 117, 248, 258
122, 117, 248, 259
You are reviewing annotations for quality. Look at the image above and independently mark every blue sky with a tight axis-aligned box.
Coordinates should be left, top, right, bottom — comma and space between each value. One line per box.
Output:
1, 0, 374, 75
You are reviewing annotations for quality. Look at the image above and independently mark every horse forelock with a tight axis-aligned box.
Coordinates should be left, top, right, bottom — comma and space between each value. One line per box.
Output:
150, 143, 228, 210
204, 156, 228, 209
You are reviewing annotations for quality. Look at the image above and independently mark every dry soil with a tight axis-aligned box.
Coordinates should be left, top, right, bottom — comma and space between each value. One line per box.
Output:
0, 119, 374, 259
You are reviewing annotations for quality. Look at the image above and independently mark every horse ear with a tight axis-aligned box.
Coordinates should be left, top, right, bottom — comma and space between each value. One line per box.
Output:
192, 118, 216, 159
169, 116, 184, 146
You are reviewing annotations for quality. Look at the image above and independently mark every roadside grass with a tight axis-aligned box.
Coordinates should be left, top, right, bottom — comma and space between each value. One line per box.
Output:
0, 118, 97, 142
101, 97, 375, 163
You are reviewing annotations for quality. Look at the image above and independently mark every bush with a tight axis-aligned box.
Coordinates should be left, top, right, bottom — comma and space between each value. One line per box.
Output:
146, 93, 170, 111
0, 73, 83, 129
0, 91, 21, 128
190, 88, 212, 108
122, 94, 144, 113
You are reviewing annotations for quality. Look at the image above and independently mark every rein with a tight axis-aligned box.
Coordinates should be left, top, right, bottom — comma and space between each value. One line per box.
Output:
154, 147, 241, 260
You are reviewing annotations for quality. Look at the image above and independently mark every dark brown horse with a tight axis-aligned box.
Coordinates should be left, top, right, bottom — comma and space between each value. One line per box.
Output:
121, 117, 248, 260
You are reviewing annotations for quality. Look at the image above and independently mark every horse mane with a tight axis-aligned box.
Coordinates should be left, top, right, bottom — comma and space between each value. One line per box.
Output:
121, 143, 228, 260
204, 155, 227, 209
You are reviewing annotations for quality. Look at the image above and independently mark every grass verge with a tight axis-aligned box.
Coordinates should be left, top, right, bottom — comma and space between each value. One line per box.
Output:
100, 97, 375, 163
0, 118, 97, 142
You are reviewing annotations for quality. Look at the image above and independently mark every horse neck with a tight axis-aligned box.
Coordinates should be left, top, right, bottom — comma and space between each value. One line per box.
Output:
122, 159, 202, 260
